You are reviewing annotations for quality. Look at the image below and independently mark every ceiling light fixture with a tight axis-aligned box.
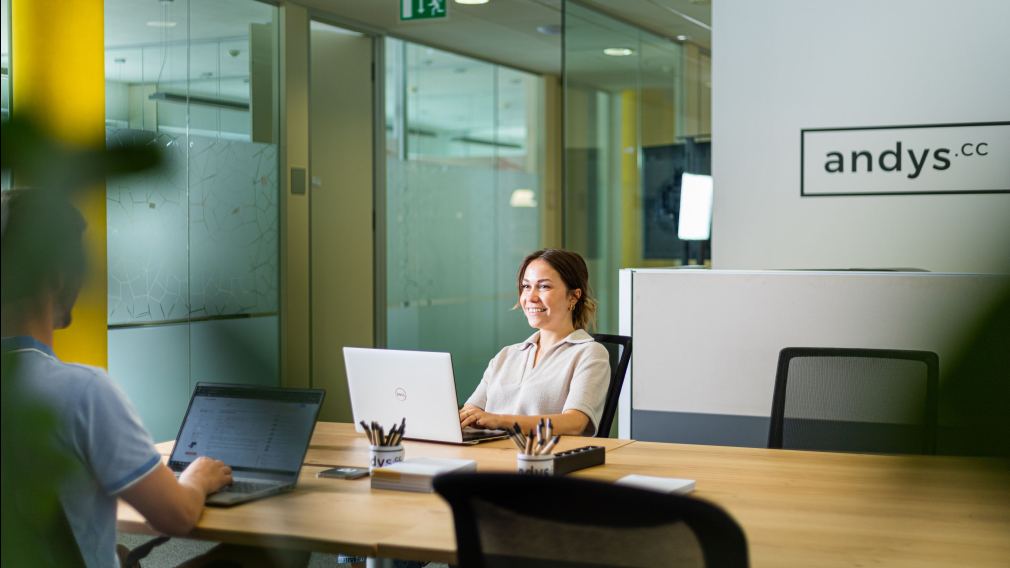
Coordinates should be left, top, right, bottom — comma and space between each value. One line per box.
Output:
455, 0, 490, 5
676, 34, 690, 41
603, 47, 634, 57
146, 20, 177, 28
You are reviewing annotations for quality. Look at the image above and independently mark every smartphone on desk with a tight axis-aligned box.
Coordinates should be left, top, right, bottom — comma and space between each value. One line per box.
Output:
317, 466, 369, 480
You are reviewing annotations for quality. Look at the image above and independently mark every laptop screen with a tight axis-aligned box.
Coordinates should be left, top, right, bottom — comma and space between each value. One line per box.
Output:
169, 384, 324, 475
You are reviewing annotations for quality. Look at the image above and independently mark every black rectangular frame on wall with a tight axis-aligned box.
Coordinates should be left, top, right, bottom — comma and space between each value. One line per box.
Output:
800, 121, 1010, 197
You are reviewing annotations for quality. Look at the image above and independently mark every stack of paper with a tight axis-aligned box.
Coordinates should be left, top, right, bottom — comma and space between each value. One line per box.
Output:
370, 457, 477, 493
616, 474, 695, 494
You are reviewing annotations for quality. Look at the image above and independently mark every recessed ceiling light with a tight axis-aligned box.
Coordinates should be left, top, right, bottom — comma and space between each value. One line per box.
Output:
676, 34, 690, 41
603, 47, 634, 57
455, 0, 490, 4
146, 20, 177, 28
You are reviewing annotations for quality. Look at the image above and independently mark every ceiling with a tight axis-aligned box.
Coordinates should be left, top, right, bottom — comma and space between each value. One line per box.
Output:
100, 0, 711, 134
302, 0, 710, 75
102, 0, 711, 82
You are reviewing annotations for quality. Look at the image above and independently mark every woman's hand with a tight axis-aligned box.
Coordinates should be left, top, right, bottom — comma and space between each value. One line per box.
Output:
459, 405, 510, 430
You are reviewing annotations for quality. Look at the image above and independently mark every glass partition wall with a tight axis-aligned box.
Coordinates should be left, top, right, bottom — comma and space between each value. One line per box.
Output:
564, 2, 711, 333
385, 38, 545, 401
104, 0, 280, 440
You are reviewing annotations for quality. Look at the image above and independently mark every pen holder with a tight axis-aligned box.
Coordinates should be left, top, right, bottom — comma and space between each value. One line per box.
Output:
516, 453, 554, 476
370, 445, 404, 473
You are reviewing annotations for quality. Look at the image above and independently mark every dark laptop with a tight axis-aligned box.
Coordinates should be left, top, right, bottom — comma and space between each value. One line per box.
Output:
169, 382, 325, 507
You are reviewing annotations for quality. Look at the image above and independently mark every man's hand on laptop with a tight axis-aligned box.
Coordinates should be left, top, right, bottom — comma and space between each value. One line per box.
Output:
179, 456, 233, 496
120, 457, 235, 536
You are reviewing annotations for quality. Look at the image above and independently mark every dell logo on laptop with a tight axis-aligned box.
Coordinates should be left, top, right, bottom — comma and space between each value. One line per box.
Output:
395, 387, 407, 401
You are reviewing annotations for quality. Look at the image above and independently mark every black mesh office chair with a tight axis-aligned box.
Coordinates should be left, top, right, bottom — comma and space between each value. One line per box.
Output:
592, 333, 632, 438
433, 473, 748, 568
768, 347, 939, 454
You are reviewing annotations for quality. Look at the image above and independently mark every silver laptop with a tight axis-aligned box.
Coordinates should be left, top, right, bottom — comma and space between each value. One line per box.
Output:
169, 383, 325, 506
343, 347, 508, 445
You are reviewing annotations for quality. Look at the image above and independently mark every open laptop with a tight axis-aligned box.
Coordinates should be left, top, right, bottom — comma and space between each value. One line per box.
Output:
168, 382, 325, 506
343, 347, 508, 445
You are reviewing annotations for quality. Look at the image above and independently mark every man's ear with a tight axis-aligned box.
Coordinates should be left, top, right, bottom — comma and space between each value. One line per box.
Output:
51, 273, 80, 330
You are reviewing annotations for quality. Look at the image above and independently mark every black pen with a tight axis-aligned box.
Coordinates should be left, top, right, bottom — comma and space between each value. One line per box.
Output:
360, 420, 374, 445
395, 418, 406, 445
513, 422, 526, 446
508, 430, 525, 451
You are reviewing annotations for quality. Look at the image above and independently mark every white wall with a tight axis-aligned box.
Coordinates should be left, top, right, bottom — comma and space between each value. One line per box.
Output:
620, 269, 1008, 446
712, 0, 1010, 272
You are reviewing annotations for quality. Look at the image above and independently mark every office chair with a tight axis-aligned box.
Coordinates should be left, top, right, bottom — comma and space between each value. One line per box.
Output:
768, 347, 939, 454
433, 473, 748, 568
592, 333, 632, 438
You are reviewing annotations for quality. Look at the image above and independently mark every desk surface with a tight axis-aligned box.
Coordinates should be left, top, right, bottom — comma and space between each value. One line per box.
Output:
127, 422, 1010, 566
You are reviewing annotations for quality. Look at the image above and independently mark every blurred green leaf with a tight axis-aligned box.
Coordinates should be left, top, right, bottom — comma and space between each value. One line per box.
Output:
1, 115, 162, 192
2, 114, 163, 567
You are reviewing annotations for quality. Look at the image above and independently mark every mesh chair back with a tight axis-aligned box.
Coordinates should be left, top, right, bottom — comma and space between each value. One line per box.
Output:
434, 472, 748, 568
769, 347, 939, 454
592, 334, 632, 438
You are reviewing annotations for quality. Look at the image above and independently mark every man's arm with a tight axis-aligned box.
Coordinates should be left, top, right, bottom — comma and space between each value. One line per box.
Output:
119, 457, 232, 536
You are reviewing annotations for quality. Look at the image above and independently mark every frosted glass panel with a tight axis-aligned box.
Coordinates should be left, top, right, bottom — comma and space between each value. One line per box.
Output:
107, 130, 189, 323
105, 0, 280, 436
187, 136, 278, 318
385, 38, 544, 401
563, 1, 706, 333
110, 316, 279, 441
107, 131, 277, 324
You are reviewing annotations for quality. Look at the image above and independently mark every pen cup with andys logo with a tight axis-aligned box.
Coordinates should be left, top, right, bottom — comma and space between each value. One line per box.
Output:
517, 453, 554, 475
370, 445, 404, 472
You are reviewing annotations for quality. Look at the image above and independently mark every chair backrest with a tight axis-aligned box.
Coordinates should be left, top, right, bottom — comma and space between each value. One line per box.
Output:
768, 347, 939, 454
592, 333, 632, 438
433, 472, 748, 568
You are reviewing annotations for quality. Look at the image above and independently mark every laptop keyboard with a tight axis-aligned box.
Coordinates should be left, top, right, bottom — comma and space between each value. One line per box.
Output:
221, 480, 276, 494
462, 427, 507, 441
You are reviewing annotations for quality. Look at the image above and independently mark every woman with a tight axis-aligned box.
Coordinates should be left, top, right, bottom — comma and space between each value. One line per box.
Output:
459, 249, 611, 436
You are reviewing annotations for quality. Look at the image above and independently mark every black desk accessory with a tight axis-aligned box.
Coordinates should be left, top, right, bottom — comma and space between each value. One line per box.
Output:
552, 445, 605, 475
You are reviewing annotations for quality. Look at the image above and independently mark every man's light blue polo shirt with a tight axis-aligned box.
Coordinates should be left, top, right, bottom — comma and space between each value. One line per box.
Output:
2, 336, 162, 568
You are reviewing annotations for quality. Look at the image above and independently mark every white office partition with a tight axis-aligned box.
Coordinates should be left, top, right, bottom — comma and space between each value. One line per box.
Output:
618, 269, 1008, 446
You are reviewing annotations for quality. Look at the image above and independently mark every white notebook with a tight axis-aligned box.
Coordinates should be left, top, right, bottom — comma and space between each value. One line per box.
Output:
616, 474, 695, 494
371, 457, 476, 493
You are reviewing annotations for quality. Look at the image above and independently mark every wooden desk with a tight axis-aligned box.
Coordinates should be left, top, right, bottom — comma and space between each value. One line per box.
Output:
127, 422, 1010, 566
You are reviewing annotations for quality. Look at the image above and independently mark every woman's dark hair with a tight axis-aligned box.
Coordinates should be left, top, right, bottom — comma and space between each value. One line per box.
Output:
516, 249, 598, 331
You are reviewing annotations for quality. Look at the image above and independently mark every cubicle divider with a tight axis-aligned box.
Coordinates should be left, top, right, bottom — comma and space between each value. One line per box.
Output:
617, 269, 1008, 448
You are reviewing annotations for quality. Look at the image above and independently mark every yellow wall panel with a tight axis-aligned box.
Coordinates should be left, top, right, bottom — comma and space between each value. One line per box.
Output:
12, 0, 107, 367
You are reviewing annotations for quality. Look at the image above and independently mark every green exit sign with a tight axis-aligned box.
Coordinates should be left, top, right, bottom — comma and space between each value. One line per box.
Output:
400, 0, 447, 21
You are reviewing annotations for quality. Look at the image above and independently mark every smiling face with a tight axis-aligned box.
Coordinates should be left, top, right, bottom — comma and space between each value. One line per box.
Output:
519, 259, 581, 334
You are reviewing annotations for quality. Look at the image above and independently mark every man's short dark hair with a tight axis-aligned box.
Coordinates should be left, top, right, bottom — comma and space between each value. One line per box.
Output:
1, 189, 87, 307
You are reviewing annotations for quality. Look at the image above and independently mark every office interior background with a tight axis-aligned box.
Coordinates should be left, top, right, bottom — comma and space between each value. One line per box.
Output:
2, 0, 1008, 444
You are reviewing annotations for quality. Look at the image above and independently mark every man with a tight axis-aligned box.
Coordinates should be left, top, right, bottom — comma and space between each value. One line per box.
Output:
1, 189, 232, 568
